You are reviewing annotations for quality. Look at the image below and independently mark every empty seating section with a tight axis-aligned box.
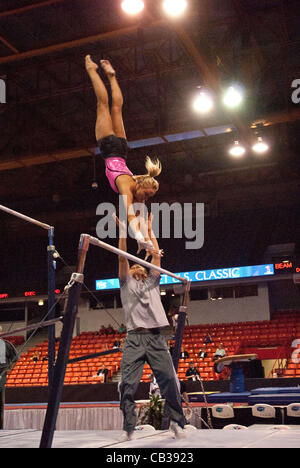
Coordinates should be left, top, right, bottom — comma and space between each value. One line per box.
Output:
5, 331, 125, 387
279, 312, 300, 378
5, 311, 300, 387
170, 311, 300, 383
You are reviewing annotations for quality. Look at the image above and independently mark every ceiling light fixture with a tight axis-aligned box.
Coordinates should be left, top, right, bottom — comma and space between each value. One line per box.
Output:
229, 141, 246, 158
121, 0, 144, 15
163, 0, 187, 17
193, 90, 214, 114
252, 136, 269, 154
223, 85, 244, 108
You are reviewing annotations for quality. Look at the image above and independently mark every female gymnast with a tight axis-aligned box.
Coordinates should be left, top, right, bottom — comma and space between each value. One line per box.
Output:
85, 55, 162, 254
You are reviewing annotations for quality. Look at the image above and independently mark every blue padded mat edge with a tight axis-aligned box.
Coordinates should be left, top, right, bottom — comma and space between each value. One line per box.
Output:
188, 392, 251, 403
251, 387, 300, 395
248, 394, 300, 405
188, 388, 300, 405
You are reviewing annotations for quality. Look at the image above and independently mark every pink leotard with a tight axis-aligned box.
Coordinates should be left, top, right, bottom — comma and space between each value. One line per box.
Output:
105, 157, 133, 193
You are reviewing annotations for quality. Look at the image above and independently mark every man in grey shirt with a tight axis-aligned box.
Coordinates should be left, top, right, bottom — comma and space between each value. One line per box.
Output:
116, 215, 186, 441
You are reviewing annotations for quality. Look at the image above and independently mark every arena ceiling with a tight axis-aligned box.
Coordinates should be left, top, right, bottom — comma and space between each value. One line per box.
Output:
0, 0, 300, 241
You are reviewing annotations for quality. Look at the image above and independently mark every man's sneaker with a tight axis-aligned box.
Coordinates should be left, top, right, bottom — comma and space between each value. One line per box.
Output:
119, 430, 134, 442
184, 424, 197, 433
169, 421, 186, 439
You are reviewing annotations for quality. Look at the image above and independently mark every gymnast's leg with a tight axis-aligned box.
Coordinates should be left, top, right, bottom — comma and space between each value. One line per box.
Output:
101, 60, 127, 140
85, 55, 114, 141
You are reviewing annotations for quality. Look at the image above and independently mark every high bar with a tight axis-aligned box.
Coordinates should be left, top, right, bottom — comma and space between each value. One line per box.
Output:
87, 235, 188, 284
0, 204, 52, 230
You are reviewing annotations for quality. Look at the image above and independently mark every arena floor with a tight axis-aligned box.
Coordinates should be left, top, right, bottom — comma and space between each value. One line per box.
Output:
1, 425, 300, 449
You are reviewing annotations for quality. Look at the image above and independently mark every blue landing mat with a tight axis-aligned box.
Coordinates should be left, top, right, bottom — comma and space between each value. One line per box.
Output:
188, 392, 251, 403
248, 394, 300, 406
250, 387, 300, 395
188, 388, 300, 405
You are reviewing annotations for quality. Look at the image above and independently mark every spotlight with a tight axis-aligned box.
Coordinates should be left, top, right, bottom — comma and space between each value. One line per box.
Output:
229, 141, 246, 158
163, 0, 187, 17
252, 136, 269, 154
193, 90, 214, 114
223, 85, 244, 108
38, 300, 44, 307
121, 0, 144, 15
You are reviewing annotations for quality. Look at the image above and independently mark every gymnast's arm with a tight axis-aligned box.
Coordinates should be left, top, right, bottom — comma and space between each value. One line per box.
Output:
118, 179, 146, 240
118, 180, 153, 251
115, 215, 130, 281
117, 180, 136, 229
147, 214, 162, 275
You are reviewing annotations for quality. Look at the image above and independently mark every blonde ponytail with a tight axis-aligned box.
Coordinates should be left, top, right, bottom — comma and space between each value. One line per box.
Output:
145, 156, 162, 178
133, 156, 162, 192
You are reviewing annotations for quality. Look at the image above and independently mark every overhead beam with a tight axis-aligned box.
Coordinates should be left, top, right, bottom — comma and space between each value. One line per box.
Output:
0, 0, 71, 18
0, 35, 19, 54
1, 108, 300, 173
0, 148, 94, 171
0, 2, 294, 66
251, 108, 300, 128
0, 21, 164, 65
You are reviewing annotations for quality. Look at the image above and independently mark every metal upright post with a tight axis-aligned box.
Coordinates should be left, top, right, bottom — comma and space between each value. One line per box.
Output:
172, 282, 191, 372
47, 226, 56, 390
161, 282, 191, 430
0, 379, 5, 429
39, 235, 90, 449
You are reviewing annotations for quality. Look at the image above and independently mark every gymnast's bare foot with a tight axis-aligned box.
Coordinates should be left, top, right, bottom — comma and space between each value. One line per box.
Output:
85, 55, 98, 73
100, 60, 116, 78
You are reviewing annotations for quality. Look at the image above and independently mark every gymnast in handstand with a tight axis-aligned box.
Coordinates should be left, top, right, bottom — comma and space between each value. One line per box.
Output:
85, 55, 162, 254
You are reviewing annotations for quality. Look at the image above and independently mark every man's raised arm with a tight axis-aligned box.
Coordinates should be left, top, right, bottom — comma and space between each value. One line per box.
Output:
147, 214, 163, 275
113, 214, 130, 281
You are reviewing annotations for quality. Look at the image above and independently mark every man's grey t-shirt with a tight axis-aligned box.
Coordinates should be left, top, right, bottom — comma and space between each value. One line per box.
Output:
120, 272, 169, 332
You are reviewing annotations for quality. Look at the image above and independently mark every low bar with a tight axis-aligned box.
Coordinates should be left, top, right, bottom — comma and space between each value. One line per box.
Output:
68, 348, 122, 364
87, 235, 188, 283
0, 317, 63, 339
0, 204, 52, 230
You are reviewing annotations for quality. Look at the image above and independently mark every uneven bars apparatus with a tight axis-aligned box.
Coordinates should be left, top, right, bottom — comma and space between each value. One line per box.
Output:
0, 205, 57, 389
40, 234, 191, 449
